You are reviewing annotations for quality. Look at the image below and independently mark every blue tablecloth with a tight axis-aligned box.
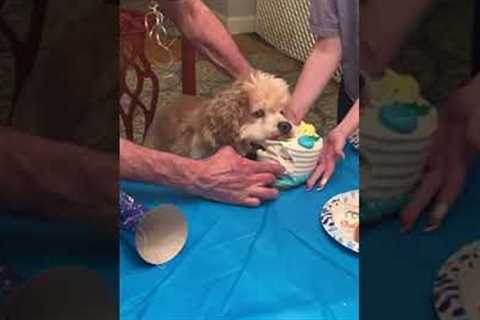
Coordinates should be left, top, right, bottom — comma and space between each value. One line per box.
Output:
120, 144, 359, 320
0, 215, 117, 291
362, 158, 480, 320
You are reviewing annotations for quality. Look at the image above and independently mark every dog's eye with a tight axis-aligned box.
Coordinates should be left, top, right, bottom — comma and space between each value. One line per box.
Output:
253, 109, 265, 118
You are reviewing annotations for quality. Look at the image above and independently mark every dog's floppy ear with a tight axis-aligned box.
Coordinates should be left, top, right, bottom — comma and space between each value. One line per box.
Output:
200, 84, 251, 154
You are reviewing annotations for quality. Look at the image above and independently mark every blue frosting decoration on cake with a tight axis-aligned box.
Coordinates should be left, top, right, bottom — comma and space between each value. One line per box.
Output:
360, 192, 412, 224
297, 135, 318, 149
406, 103, 431, 116
274, 174, 310, 189
380, 103, 418, 134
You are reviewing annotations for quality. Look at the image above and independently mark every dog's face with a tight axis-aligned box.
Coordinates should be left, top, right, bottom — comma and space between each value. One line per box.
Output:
239, 72, 293, 143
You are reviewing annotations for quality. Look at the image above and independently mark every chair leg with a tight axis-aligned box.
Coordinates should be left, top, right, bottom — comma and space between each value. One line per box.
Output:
182, 38, 196, 95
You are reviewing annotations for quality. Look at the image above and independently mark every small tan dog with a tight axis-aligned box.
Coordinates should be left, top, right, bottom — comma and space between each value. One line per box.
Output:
144, 71, 293, 159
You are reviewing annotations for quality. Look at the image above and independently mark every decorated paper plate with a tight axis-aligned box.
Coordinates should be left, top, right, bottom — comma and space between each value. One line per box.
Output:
320, 190, 359, 253
433, 241, 480, 320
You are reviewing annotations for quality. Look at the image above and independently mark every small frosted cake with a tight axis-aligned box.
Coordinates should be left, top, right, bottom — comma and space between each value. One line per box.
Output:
256, 122, 323, 189
360, 69, 438, 223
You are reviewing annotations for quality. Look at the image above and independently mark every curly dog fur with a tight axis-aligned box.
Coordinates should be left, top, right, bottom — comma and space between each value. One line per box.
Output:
144, 71, 292, 159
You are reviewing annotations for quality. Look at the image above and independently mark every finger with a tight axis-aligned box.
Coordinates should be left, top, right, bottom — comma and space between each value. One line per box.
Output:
468, 125, 480, 151
467, 116, 480, 150
317, 155, 336, 190
217, 145, 236, 156
250, 186, 279, 201
399, 168, 443, 232
427, 131, 468, 230
306, 162, 325, 191
439, 128, 469, 205
249, 160, 285, 176
252, 173, 277, 186
333, 142, 346, 160
242, 197, 261, 207
424, 202, 449, 232
400, 117, 450, 232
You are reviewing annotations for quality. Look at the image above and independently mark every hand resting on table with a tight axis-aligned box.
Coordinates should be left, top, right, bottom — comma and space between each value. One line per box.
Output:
120, 140, 284, 207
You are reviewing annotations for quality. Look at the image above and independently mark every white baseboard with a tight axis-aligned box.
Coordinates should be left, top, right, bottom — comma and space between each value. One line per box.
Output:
215, 12, 256, 34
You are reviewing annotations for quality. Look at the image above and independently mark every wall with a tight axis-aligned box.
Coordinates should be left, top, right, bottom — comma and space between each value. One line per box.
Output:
205, 0, 256, 34
119, 0, 256, 34
228, 0, 256, 18
204, 0, 228, 15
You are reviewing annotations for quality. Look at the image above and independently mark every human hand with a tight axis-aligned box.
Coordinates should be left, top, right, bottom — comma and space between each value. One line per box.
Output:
306, 127, 347, 190
283, 107, 301, 126
400, 85, 479, 232
189, 146, 285, 207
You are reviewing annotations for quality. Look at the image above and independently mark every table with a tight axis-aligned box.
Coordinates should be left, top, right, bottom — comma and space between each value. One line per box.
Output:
0, 216, 117, 292
362, 158, 480, 320
120, 144, 359, 320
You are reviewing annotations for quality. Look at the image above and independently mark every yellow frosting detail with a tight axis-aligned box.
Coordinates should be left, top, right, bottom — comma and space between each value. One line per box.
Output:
369, 69, 428, 107
295, 121, 319, 137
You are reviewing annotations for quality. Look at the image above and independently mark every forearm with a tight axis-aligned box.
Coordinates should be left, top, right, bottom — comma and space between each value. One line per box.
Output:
360, 0, 433, 73
288, 37, 342, 124
163, 0, 252, 79
336, 99, 359, 137
119, 138, 198, 191
0, 127, 116, 229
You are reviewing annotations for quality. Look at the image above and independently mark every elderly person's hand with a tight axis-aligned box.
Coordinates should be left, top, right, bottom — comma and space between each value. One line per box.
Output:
192, 147, 284, 206
400, 76, 480, 232
121, 141, 283, 207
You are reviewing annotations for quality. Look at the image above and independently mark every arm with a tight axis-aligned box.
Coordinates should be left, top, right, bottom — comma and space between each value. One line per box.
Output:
285, 37, 342, 124
335, 99, 359, 139
120, 138, 284, 206
360, 0, 433, 73
120, 138, 198, 190
0, 127, 116, 230
161, 0, 252, 79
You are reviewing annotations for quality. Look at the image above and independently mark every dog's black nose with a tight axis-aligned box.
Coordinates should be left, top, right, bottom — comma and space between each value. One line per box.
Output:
278, 121, 292, 134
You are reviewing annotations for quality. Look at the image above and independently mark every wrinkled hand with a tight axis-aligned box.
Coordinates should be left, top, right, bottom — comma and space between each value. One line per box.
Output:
191, 146, 285, 206
306, 128, 347, 190
400, 84, 479, 232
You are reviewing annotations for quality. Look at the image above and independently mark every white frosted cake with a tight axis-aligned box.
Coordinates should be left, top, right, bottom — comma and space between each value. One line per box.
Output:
257, 122, 323, 189
360, 69, 438, 223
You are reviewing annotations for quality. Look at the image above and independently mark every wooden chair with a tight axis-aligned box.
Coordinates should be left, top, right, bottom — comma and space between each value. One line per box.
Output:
0, 0, 48, 124
119, 8, 196, 142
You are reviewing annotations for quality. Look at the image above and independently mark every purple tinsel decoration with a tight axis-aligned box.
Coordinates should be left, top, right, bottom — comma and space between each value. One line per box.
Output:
0, 263, 22, 301
119, 191, 146, 231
